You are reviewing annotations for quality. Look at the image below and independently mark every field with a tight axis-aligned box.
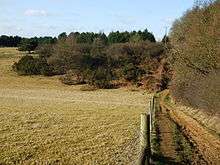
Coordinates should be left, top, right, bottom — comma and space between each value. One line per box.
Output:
0, 48, 150, 164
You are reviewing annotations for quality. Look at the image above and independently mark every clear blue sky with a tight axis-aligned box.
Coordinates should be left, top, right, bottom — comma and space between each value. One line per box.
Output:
0, 0, 195, 40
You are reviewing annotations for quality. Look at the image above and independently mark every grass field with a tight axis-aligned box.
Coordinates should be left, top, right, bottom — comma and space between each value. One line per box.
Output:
0, 48, 150, 164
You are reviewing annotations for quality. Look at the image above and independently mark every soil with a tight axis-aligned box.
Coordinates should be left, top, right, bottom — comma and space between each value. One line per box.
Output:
159, 91, 220, 165
156, 106, 179, 164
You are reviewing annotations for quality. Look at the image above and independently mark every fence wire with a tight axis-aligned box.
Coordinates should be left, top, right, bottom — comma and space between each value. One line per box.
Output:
114, 98, 155, 165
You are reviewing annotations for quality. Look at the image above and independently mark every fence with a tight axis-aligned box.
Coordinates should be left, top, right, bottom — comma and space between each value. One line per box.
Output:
138, 95, 157, 165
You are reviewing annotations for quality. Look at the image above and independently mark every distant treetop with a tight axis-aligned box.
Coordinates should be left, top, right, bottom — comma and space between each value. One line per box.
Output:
0, 28, 156, 49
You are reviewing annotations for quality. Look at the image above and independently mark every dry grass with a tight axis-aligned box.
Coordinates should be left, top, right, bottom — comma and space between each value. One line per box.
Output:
0, 48, 150, 164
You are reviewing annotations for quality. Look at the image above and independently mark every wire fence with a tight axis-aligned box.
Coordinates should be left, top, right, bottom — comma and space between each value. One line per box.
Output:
138, 95, 156, 165
114, 96, 156, 165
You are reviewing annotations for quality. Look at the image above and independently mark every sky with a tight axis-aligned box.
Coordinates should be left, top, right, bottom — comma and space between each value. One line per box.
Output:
0, 0, 195, 40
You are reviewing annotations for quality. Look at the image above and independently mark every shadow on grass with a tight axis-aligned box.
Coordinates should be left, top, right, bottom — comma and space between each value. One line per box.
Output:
151, 153, 180, 165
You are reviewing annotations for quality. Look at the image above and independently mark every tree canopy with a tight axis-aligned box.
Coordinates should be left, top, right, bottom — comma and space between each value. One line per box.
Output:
170, 0, 220, 112
0, 35, 22, 47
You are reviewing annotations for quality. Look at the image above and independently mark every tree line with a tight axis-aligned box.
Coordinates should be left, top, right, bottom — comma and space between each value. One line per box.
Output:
13, 29, 169, 90
1, 29, 155, 50
169, 0, 220, 113
0, 35, 57, 48
0, 35, 22, 47
58, 29, 155, 44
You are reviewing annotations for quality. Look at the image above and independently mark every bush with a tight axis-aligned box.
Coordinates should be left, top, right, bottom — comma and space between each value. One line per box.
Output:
123, 63, 145, 82
47, 39, 91, 75
12, 30, 166, 90
84, 67, 113, 89
13, 55, 40, 75
13, 55, 53, 76
36, 44, 54, 59
60, 70, 85, 85
92, 68, 113, 89
37, 58, 54, 76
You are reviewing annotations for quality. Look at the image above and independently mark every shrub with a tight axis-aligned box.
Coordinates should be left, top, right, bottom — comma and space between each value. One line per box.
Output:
13, 30, 166, 90
13, 55, 40, 75
36, 44, 54, 59
93, 68, 113, 88
60, 70, 85, 85
36, 57, 54, 76
13, 55, 54, 76
123, 63, 145, 82
47, 39, 92, 75
84, 67, 113, 89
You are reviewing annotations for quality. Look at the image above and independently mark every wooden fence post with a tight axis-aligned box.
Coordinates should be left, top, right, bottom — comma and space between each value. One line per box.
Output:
139, 113, 151, 165
152, 96, 155, 114
150, 100, 152, 132
147, 114, 151, 163
152, 96, 155, 127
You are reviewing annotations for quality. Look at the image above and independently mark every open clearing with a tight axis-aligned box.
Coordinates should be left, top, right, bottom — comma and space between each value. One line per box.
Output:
0, 48, 149, 164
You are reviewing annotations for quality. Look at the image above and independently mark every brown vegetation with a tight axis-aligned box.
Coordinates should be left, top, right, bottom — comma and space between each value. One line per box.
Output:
160, 90, 220, 164
13, 33, 170, 90
170, 1, 220, 113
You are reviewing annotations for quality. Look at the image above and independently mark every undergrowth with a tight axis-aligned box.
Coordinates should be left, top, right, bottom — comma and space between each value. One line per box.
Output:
173, 124, 193, 164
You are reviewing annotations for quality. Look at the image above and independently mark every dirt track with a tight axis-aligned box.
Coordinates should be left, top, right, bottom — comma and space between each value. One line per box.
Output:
157, 108, 179, 164
168, 106, 220, 164
160, 92, 220, 164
